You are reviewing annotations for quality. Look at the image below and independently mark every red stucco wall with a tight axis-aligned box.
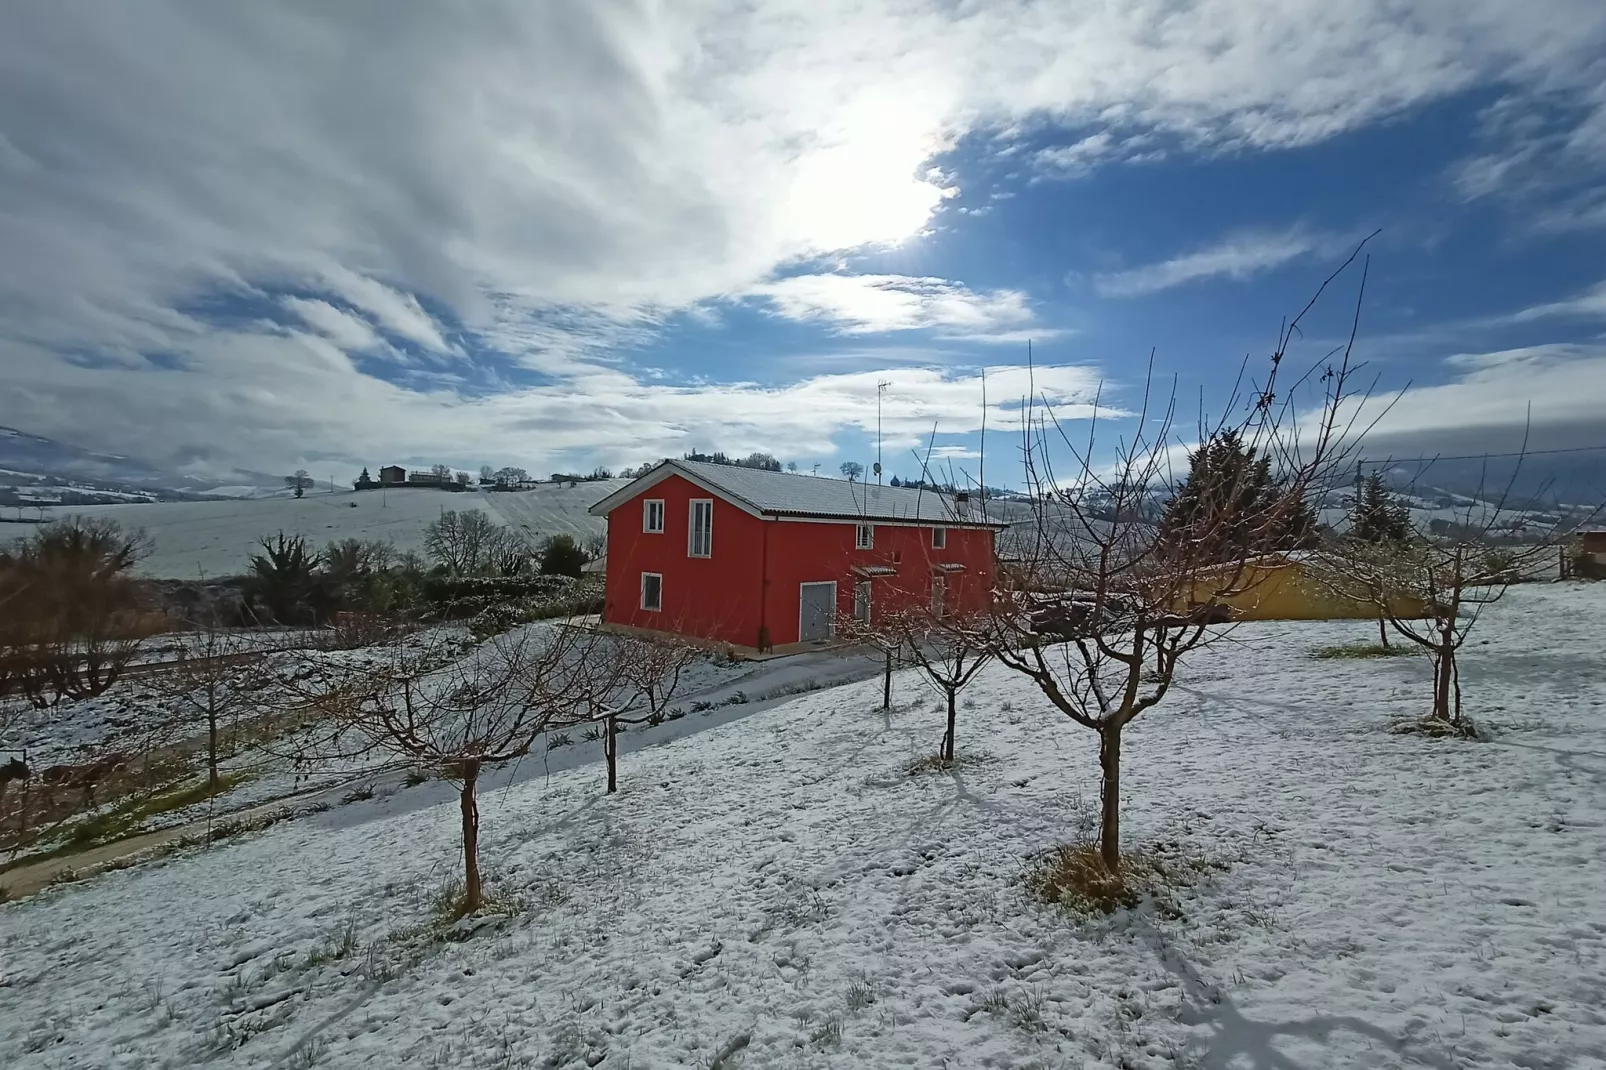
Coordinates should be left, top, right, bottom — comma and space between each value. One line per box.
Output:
602, 474, 996, 648
602, 474, 767, 647
761, 518, 994, 644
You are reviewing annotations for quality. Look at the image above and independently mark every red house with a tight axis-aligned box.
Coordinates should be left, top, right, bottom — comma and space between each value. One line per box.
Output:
588, 460, 1005, 650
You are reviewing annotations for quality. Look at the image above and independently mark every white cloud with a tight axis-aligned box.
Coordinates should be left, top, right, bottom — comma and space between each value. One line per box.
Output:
319, 267, 456, 356
0, 325, 1105, 476
1094, 227, 1336, 297
3, 2, 1606, 466
280, 297, 383, 353
1318, 342, 1606, 460
745, 274, 1035, 337
1505, 280, 1606, 324
1450, 85, 1606, 225
1033, 131, 1164, 177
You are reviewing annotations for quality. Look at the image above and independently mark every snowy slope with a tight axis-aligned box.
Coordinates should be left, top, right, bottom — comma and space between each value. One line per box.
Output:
2, 584, 1603, 1068
31, 481, 628, 578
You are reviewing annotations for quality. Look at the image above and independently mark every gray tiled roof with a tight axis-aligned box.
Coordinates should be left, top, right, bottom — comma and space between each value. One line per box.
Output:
599, 460, 1006, 526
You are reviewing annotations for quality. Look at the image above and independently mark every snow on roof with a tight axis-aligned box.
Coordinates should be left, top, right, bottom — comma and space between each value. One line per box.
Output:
590, 459, 1008, 527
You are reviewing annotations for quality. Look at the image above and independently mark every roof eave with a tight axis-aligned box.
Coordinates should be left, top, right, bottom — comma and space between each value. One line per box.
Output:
763, 509, 1006, 529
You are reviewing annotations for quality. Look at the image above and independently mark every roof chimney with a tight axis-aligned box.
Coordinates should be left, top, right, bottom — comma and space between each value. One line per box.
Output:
955, 491, 970, 518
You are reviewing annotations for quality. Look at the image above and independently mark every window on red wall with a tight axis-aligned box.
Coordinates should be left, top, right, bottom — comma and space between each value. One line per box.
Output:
932, 527, 947, 549
855, 523, 874, 549
641, 572, 662, 611
688, 500, 713, 557
643, 499, 665, 533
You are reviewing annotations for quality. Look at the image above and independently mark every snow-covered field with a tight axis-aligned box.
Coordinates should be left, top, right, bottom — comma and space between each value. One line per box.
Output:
3, 584, 1604, 1068
31, 481, 627, 578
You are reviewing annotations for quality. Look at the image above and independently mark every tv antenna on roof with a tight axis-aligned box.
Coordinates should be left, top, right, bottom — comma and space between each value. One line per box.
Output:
875, 379, 890, 485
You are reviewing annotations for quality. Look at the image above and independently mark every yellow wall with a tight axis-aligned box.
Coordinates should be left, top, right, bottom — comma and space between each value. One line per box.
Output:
1184, 561, 1427, 622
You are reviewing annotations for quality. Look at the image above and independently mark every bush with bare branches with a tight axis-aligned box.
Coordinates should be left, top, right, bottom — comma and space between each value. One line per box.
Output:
0, 517, 159, 706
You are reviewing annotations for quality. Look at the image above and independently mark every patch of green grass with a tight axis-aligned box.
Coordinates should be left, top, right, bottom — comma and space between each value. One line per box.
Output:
1310, 642, 1418, 660
66, 773, 247, 848
0, 773, 251, 874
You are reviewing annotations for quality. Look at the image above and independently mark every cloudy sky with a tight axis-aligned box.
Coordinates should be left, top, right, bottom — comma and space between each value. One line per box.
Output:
3, 1, 1605, 486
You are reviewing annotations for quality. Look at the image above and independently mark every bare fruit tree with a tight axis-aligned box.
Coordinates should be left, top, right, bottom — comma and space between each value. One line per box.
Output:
146, 615, 268, 789
838, 612, 905, 713
877, 607, 992, 762
290, 621, 615, 912
988, 248, 1376, 873
1314, 460, 1595, 735
597, 634, 703, 793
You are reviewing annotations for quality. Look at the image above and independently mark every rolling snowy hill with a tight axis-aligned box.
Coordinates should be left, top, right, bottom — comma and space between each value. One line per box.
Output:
0, 425, 287, 504
32, 481, 629, 578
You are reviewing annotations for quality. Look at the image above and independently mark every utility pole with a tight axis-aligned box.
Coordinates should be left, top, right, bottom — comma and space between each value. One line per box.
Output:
875, 379, 890, 485
979, 367, 987, 520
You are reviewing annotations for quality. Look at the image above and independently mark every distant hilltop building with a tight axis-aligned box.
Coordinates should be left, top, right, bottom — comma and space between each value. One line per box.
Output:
378, 465, 407, 486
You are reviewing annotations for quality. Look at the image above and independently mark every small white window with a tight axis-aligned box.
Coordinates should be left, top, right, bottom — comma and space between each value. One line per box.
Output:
688, 499, 713, 558
931, 527, 947, 549
853, 580, 872, 623
931, 573, 947, 617
855, 523, 874, 550
640, 572, 663, 612
643, 499, 665, 534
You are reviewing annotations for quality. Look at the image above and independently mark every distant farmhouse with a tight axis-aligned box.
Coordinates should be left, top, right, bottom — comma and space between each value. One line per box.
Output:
353, 464, 466, 492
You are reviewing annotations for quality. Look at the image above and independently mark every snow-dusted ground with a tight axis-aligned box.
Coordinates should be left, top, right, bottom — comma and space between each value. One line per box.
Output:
1, 627, 883, 860
3, 584, 1604, 1068
31, 480, 626, 579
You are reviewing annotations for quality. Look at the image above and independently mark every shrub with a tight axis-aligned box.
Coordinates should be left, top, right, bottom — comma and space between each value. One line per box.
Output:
538, 535, 587, 579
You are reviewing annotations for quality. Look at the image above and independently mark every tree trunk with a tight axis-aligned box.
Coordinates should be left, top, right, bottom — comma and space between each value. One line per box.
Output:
882, 650, 892, 711
941, 690, 957, 762
1449, 647, 1462, 726
1098, 724, 1122, 873
207, 707, 220, 790
605, 713, 618, 794
1431, 642, 1454, 722
1377, 614, 1389, 649
459, 759, 482, 913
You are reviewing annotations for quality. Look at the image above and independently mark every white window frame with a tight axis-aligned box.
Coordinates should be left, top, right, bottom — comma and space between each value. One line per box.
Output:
853, 579, 872, 623
640, 572, 663, 612
855, 522, 874, 550
643, 499, 665, 534
688, 499, 713, 558
931, 527, 947, 550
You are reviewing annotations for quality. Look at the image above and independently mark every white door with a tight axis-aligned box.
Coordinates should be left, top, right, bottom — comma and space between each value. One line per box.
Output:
798, 581, 837, 643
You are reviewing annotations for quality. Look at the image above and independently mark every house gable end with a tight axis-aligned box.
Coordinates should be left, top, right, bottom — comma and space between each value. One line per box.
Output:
588, 462, 765, 519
